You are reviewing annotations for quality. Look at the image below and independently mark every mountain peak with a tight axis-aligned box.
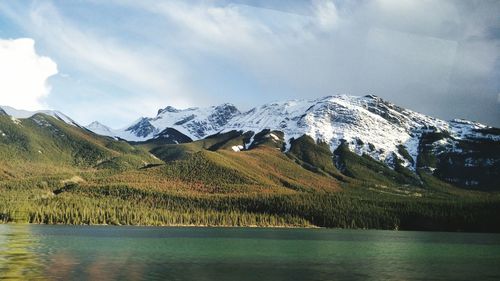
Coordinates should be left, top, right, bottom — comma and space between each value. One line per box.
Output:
213, 103, 240, 114
126, 117, 157, 138
85, 121, 114, 136
85, 95, 498, 174
0, 105, 79, 127
215, 102, 237, 108
364, 94, 380, 100
158, 106, 180, 115
87, 121, 109, 129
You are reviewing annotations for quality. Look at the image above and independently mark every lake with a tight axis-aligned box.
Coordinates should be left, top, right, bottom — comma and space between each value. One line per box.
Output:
0, 225, 499, 280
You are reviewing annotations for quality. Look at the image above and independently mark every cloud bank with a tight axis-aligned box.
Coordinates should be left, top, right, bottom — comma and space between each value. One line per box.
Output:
0, 0, 498, 126
116, 0, 499, 126
0, 38, 57, 110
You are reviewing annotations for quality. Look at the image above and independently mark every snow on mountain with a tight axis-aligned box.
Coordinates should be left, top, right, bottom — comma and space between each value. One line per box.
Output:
86, 121, 114, 136
448, 119, 499, 140
84, 119, 150, 141
223, 95, 498, 169
0, 105, 80, 127
88, 103, 241, 141
148, 103, 240, 140
221, 95, 439, 169
85, 95, 499, 170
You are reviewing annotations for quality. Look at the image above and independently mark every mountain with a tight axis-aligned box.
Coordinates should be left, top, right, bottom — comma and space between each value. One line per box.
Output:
0, 112, 160, 171
86, 103, 240, 142
86, 95, 499, 189
230, 95, 498, 167
1, 101, 500, 231
0, 105, 80, 127
85, 121, 114, 137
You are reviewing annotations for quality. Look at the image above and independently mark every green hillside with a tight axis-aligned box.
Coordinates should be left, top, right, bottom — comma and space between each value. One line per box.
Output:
1, 113, 499, 232
0, 114, 160, 170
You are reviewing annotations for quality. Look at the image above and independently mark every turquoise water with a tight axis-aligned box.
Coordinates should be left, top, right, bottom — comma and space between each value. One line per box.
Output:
0, 225, 499, 280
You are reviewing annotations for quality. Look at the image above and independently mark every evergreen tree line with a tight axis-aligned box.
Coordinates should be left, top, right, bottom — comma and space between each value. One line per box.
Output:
1, 184, 499, 232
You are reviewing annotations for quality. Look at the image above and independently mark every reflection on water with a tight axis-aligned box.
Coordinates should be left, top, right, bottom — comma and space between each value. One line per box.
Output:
0, 225, 500, 280
0, 225, 43, 280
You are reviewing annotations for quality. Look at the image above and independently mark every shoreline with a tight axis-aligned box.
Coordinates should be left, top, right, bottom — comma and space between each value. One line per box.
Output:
3, 222, 500, 234
0, 221, 321, 229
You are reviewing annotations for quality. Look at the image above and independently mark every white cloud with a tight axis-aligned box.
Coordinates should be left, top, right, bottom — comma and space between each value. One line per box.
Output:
139, 1, 275, 54
0, 38, 57, 110
121, 1, 340, 97
1, 0, 498, 126
313, 0, 339, 31
25, 3, 190, 105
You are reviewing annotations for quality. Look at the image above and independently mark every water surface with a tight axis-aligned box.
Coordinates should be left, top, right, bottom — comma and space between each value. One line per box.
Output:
0, 225, 499, 280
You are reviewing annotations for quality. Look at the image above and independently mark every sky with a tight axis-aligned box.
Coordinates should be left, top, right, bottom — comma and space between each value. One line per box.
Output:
0, 0, 499, 128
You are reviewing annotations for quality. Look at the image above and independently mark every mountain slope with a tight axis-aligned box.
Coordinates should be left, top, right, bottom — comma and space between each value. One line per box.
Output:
88, 96, 499, 169
417, 123, 500, 190
0, 105, 80, 127
3, 95, 496, 191
1, 105, 500, 231
86, 95, 499, 190
86, 103, 240, 142
86, 121, 114, 137
0, 113, 160, 172
222, 95, 499, 171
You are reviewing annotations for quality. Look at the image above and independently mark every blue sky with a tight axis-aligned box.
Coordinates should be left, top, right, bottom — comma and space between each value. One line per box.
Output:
0, 0, 499, 127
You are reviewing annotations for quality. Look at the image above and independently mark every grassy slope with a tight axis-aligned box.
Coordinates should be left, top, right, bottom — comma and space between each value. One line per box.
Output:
1, 117, 499, 231
0, 114, 160, 171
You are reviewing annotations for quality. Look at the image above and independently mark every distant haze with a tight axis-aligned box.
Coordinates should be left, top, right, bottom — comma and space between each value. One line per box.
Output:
0, 0, 498, 127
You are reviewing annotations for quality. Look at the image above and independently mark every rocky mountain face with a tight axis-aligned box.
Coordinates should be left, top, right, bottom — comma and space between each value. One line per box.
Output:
81, 95, 499, 189
148, 103, 240, 140
85, 103, 240, 142
417, 120, 500, 189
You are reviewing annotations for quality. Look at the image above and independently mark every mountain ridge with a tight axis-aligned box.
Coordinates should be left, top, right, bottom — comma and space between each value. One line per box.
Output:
1, 100, 499, 230
0, 105, 80, 127
84, 95, 499, 173
2, 95, 498, 190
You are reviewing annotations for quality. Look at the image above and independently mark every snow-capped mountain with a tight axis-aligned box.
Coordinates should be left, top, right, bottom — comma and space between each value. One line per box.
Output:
0, 105, 80, 127
86, 103, 240, 142
86, 95, 499, 171
223, 95, 499, 170
86, 121, 114, 136
148, 103, 240, 140
2, 96, 497, 189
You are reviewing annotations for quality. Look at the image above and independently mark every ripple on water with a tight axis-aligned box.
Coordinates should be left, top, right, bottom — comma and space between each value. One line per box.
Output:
0, 225, 500, 281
